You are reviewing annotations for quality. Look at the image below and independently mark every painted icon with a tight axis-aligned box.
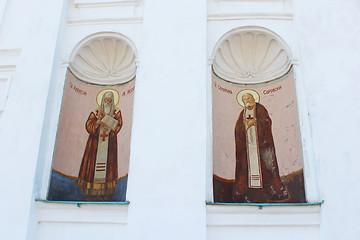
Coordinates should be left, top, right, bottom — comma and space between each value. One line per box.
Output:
233, 89, 289, 202
77, 89, 123, 201
48, 71, 134, 202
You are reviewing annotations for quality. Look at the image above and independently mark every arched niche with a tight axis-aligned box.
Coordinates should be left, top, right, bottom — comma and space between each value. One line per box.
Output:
212, 26, 305, 203
48, 32, 137, 202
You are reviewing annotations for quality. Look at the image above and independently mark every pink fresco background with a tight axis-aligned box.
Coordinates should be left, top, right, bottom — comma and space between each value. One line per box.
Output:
213, 70, 304, 179
52, 70, 135, 178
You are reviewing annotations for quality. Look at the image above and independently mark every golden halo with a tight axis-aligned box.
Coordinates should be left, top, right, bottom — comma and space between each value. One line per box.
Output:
96, 89, 119, 106
237, 89, 260, 107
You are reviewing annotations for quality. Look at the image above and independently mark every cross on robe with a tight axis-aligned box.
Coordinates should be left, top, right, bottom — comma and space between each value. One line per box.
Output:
244, 109, 262, 188
247, 115, 254, 120
246, 112, 256, 141
100, 131, 108, 141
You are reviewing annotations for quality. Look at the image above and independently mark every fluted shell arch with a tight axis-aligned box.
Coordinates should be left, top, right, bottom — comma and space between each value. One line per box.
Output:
70, 34, 137, 85
213, 28, 292, 84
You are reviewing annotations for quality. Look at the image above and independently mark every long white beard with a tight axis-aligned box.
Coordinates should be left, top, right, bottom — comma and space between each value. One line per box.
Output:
104, 103, 112, 115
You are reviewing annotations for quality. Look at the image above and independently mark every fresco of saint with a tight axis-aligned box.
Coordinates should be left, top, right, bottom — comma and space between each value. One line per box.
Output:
77, 89, 123, 201
233, 89, 289, 203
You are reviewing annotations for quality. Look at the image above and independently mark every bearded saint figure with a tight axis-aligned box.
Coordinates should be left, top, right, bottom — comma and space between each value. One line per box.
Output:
233, 91, 289, 203
77, 90, 123, 201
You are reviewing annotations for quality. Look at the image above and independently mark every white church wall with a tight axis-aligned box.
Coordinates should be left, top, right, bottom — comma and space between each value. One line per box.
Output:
126, 0, 207, 239
0, 49, 21, 116
37, 203, 128, 240
1, 0, 360, 239
293, 0, 360, 239
207, 204, 321, 240
0, 0, 68, 239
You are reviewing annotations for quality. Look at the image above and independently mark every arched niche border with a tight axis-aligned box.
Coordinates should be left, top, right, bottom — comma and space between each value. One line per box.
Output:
212, 26, 292, 84
69, 32, 138, 85
46, 31, 138, 202
211, 26, 311, 203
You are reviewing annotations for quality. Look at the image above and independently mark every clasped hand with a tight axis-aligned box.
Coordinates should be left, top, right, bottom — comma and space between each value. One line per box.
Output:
246, 118, 257, 130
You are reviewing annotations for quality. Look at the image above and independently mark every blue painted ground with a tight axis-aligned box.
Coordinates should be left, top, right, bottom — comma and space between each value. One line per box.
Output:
47, 170, 128, 202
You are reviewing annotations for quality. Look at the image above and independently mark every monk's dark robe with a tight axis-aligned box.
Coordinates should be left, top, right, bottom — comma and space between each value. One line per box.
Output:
77, 109, 122, 196
233, 103, 287, 202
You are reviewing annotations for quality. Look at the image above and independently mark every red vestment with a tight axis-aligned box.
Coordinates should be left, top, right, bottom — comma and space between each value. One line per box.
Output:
77, 109, 123, 196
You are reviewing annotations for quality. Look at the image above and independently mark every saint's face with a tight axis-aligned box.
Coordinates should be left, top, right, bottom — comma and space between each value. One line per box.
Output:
104, 97, 112, 104
103, 95, 114, 115
242, 94, 256, 110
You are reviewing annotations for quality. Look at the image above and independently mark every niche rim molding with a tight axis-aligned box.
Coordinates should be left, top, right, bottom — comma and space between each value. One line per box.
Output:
212, 26, 292, 84
69, 32, 137, 85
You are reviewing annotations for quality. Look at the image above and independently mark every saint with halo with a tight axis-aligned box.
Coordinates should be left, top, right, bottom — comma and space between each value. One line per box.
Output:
233, 89, 289, 203
77, 89, 123, 201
